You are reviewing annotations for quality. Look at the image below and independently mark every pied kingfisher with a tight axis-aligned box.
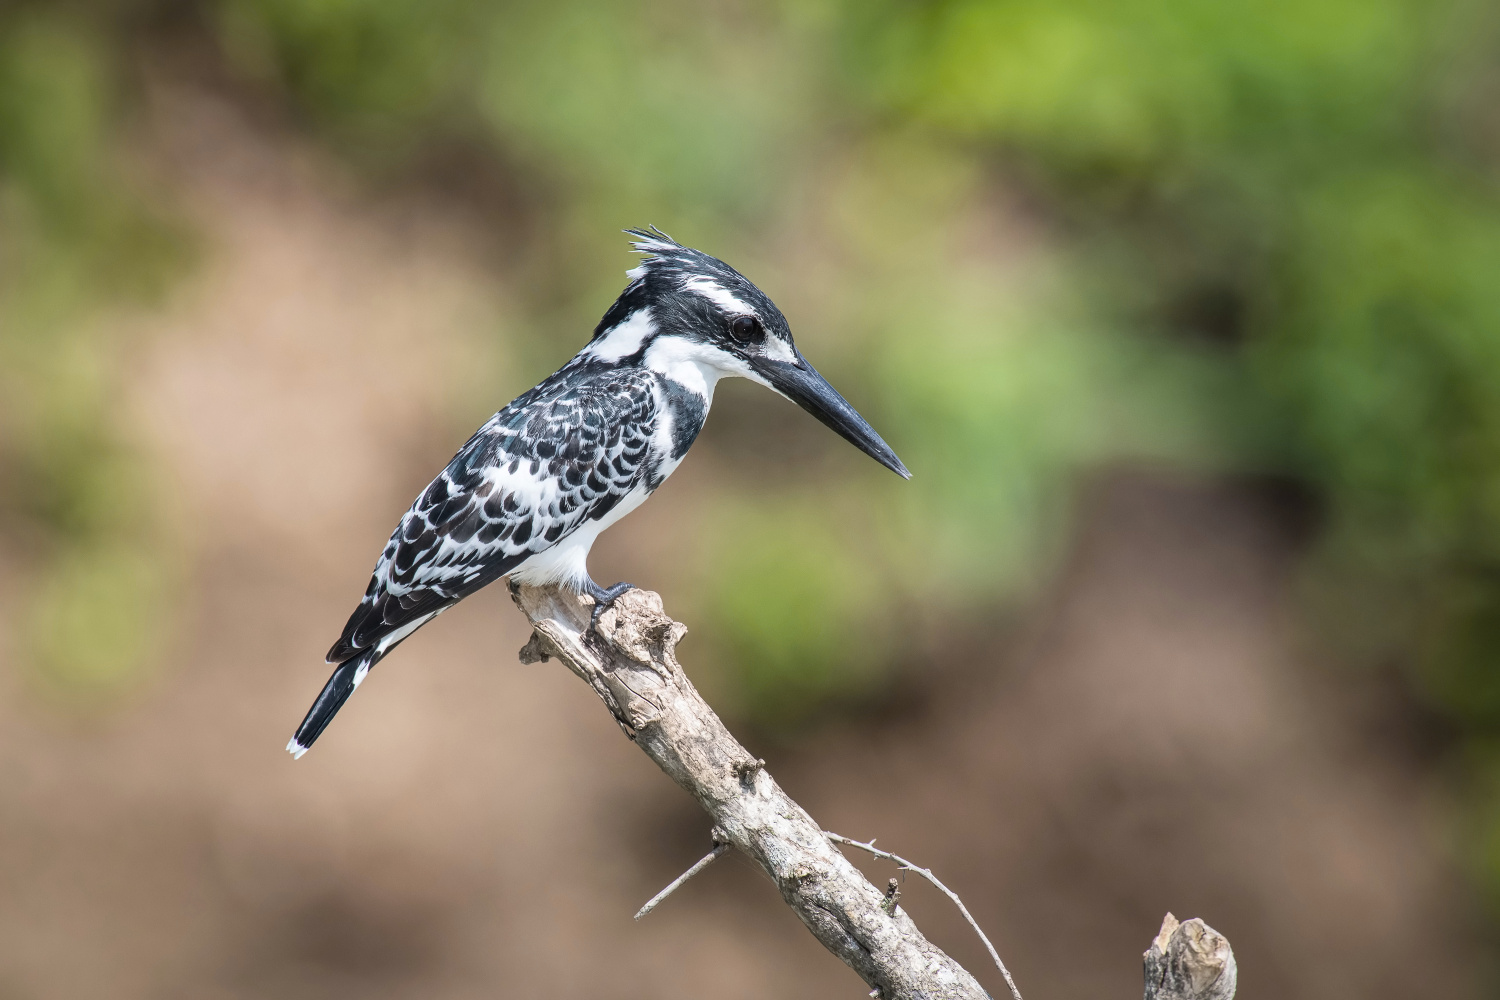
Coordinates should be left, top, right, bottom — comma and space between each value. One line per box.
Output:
288, 230, 908, 758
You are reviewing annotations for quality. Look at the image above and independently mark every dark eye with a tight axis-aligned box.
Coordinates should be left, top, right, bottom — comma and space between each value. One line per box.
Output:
728, 315, 759, 342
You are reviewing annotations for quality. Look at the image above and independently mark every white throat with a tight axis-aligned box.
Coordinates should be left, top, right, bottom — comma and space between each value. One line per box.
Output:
641, 334, 760, 403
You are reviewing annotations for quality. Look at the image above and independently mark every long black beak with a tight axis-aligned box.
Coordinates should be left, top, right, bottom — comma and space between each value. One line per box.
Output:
751, 354, 911, 479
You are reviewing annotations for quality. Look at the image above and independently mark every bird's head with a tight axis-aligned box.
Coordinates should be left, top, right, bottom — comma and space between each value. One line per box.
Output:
585, 228, 909, 479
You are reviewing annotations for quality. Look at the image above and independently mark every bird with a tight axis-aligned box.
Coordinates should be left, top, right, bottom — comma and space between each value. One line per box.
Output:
287, 228, 909, 758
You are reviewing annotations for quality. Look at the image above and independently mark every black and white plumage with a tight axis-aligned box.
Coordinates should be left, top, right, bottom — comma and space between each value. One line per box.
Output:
288, 229, 908, 758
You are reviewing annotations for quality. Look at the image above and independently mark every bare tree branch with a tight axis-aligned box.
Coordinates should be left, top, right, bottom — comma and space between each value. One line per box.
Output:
1143, 914, 1237, 1000
509, 583, 992, 1000
827, 833, 1024, 1000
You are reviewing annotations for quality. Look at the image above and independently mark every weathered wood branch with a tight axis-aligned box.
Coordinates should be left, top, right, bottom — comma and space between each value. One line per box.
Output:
1143, 914, 1237, 1000
509, 583, 994, 1000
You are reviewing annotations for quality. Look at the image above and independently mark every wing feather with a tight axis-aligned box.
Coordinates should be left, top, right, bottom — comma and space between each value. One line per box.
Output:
327, 365, 661, 663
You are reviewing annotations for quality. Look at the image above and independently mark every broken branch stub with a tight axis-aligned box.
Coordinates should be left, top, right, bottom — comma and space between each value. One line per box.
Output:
1144, 913, 1237, 1000
508, 583, 991, 1000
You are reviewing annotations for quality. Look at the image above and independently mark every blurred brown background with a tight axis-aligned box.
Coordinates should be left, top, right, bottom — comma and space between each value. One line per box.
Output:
3, 3, 1500, 997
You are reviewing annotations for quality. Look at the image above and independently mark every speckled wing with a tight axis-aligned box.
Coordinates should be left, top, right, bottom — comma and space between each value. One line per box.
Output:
326, 365, 660, 664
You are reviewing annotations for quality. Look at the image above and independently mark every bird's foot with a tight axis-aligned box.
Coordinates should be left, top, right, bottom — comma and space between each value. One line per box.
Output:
584, 579, 637, 628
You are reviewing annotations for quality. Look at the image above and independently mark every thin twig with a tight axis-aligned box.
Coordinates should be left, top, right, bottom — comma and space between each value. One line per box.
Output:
826, 832, 1024, 1000
634, 842, 731, 920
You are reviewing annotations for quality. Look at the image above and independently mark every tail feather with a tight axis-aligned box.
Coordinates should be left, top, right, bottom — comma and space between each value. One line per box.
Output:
287, 650, 379, 759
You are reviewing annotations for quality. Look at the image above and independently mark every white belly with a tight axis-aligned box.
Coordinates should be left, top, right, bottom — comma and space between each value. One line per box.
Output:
506, 482, 654, 589
507, 373, 695, 591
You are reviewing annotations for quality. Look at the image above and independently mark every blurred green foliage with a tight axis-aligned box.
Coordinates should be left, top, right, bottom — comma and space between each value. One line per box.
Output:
0, 8, 185, 704
842, 0, 1500, 896
839, 0, 1500, 707
9, 0, 1500, 902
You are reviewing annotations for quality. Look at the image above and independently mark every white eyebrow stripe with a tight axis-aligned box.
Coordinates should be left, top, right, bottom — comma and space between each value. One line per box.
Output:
683, 275, 754, 315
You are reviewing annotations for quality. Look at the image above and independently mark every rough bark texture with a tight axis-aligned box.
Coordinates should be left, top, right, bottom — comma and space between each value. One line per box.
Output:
1143, 914, 1237, 1000
510, 583, 990, 1000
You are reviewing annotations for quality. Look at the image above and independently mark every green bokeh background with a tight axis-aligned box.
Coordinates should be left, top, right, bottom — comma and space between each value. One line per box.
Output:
6, 0, 1500, 917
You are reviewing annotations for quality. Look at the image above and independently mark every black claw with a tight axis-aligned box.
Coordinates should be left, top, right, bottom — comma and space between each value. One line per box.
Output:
585, 579, 637, 627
